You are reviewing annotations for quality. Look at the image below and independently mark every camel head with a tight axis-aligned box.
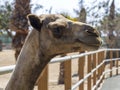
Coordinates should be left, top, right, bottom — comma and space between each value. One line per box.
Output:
27, 14, 102, 56
5, 14, 102, 90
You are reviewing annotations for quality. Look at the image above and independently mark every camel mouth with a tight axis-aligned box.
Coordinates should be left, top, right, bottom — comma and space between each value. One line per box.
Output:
75, 38, 102, 47
72, 47, 81, 51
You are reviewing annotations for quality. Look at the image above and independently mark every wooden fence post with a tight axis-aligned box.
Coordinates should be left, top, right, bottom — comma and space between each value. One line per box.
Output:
87, 54, 92, 90
78, 52, 85, 90
97, 52, 101, 87
110, 51, 113, 77
116, 51, 119, 75
64, 60, 71, 90
93, 53, 97, 87
100, 52, 103, 84
38, 65, 48, 90
58, 54, 66, 84
101, 51, 105, 82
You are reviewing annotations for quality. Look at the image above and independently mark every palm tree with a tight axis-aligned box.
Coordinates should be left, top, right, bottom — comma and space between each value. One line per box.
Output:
9, 0, 31, 60
0, 1, 13, 38
78, 7, 86, 23
107, 0, 116, 48
73, 0, 87, 23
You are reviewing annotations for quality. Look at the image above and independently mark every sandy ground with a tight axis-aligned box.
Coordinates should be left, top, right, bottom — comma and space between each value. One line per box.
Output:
0, 50, 79, 90
0, 50, 15, 90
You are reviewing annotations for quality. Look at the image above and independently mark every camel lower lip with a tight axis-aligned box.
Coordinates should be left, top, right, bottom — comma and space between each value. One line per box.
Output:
76, 39, 100, 47
72, 47, 81, 50
72, 47, 81, 52
87, 44, 100, 47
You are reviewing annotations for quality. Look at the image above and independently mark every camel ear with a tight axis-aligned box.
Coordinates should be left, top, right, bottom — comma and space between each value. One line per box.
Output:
27, 14, 42, 31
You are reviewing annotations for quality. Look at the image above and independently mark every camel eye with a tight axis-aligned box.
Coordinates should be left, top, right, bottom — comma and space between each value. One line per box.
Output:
52, 27, 64, 38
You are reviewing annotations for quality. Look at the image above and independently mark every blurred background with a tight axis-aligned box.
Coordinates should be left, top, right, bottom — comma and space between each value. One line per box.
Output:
0, 0, 120, 89
0, 0, 120, 53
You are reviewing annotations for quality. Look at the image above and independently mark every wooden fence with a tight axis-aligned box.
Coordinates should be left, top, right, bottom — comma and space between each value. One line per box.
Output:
0, 49, 120, 90
37, 49, 120, 90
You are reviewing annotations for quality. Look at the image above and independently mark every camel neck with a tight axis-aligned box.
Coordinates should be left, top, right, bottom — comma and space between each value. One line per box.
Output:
6, 52, 51, 90
5, 30, 54, 90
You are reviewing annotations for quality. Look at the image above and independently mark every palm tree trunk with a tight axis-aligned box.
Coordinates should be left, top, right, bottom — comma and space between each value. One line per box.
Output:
9, 0, 31, 60
78, 7, 86, 23
58, 61, 65, 84
107, 0, 116, 48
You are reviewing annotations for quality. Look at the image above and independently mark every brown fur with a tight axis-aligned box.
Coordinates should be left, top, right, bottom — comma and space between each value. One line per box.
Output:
5, 14, 102, 90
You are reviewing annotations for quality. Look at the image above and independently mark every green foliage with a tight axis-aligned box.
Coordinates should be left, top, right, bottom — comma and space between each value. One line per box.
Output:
0, 1, 13, 37
99, 13, 120, 31
60, 12, 77, 21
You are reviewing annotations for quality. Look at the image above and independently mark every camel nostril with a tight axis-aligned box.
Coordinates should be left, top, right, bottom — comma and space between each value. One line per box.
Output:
85, 29, 98, 37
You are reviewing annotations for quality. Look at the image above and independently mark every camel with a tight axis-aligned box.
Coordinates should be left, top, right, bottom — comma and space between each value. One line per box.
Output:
5, 14, 102, 90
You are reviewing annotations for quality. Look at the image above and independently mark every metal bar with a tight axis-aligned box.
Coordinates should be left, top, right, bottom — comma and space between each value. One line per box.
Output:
71, 60, 105, 90
0, 49, 106, 76
106, 49, 120, 51
0, 65, 15, 75
71, 57, 120, 90
50, 49, 120, 64
92, 67, 120, 90
50, 49, 105, 63
0, 54, 120, 77
104, 58, 120, 62
0, 58, 120, 76
92, 72, 105, 90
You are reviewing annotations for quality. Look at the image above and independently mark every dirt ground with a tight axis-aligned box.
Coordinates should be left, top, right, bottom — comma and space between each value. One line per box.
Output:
0, 50, 79, 90
0, 50, 15, 90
